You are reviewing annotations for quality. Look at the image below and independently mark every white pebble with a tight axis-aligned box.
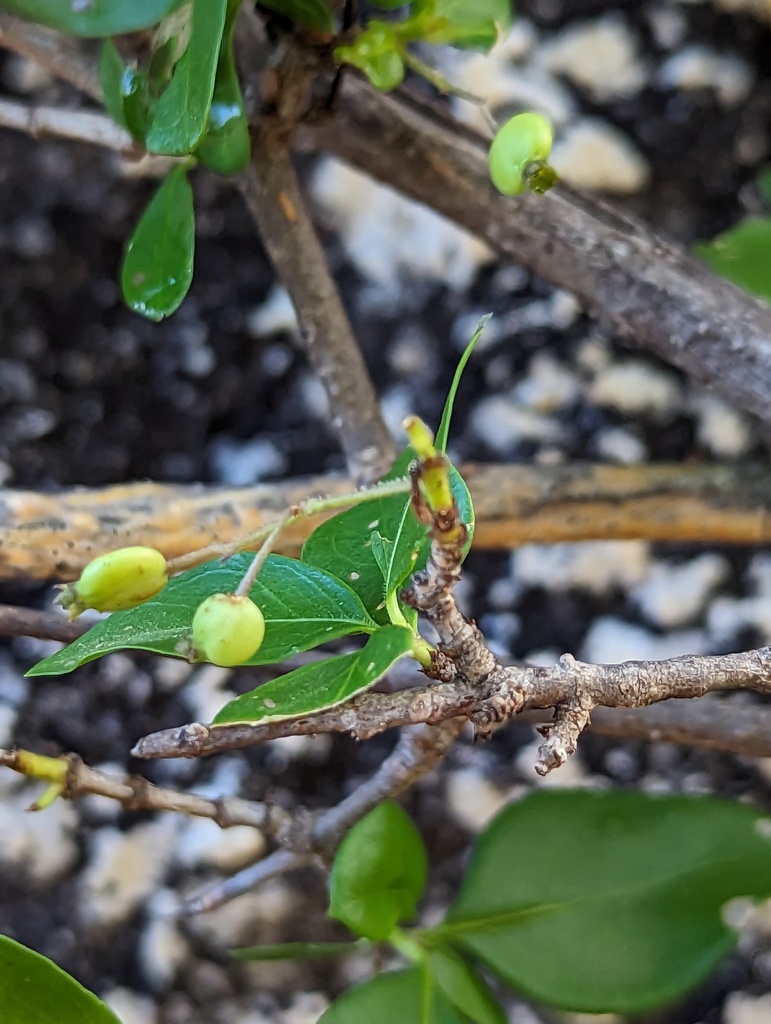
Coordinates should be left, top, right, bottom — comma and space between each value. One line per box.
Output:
658, 45, 753, 107
538, 15, 648, 100
594, 426, 647, 464
103, 988, 157, 1024
81, 816, 179, 925
471, 395, 562, 453
552, 120, 651, 193
139, 890, 190, 991
514, 353, 580, 413
0, 704, 16, 747
176, 817, 266, 873
723, 992, 771, 1024
246, 286, 298, 337
446, 769, 509, 832
581, 617, 710, 664
512, 540, 649, 596
692, 391, 752, 457
0, 791, 78, 883
633, 554, 729, 629
209, 436, 287, 487
186, 881, 298, 950
589, 360, 680, 418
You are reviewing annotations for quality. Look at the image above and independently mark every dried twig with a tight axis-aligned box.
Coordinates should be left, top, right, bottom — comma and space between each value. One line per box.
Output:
4, 461, 771, 581
0, 604, 87, 643
302, 77, 771, 431
0, 13, 101, 100
0, 96, 137, 153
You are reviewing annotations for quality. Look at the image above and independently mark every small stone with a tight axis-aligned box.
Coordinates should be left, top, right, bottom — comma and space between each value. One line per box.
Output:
723, 992, 771, 1024
595, 426, 647, 464
81, 816, 180, 925
103, 988, 157, 1024
246, 286, 298, 337
139, 890, 190, 991
692, 391, 752, 457
512, 540, 649, 596
0, 789, 78, 882
552, 120, 651, 193
186, 881, 299, 950
0, 704, 16, 747
514, 353, 580, 413
208, 436, 287, 487
539, 15, 648, 100
633, 554, 729, 629
589, 360, 680, 418
581, 617, 710, 664
446, 769, 510, 832
176, 817, 266, 873
471, 395, 562, 453
657, 45, 753, 107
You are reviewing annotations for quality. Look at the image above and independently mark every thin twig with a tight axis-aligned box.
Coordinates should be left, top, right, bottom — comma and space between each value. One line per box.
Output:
0, 604, 88, 643
0, 749, 294, 838
239, 131, 396, 486
0, 13, 101, 100
5, 461, 771, 581
302, 77, 771, 431
0, 96, 137, 154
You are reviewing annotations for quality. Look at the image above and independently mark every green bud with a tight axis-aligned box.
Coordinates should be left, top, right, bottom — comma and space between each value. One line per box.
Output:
191, 593, 266, 668
488, 112, 557, 196
56, 546, 168, 620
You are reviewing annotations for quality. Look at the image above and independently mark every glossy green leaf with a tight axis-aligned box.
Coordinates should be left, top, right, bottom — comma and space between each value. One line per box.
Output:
99, 41, 149, 141
0, 935, 121, 1024
233, 939, 369, 961
121, 166, 195, 320
213, 624, 412, 725
0, 0, 179, 36
260, 0, 335, 32
434, 790, 771, 1014
695, 217, 771, 304
146, 0, 227, 155
335, 21, 405, 91
427, 949, 507, 1024
27, 554, 376, 677
319, 968, 466, 1024
197, 0, 250, 174
330, 801, 428, 940
435, 315, 489, 453
413, 0, 511, 51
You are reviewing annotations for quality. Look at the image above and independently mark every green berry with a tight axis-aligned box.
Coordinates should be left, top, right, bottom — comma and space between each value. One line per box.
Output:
191, 593, 266, 668
56, 546, 168, 620
488, 112, 556, 196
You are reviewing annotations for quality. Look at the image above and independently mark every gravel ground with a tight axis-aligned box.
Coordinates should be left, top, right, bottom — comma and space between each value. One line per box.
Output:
3, 2, 771, 1022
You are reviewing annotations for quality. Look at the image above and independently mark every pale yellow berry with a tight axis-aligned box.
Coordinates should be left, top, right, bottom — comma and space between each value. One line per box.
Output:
56, 546, 168, 620
191, 593, 266, 667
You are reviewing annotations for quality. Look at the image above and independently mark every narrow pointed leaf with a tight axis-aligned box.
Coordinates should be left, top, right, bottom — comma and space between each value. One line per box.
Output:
0, 935, 121, 1024
330, 801, 428, 940
434, 790, 771, 1014
0, 0, 179, 37
121, 166, 195, 320
146, 0, 228, 155
99, 41, 150, 141
435, 315, 489, 452
212, 624, 412, 725
319, 969, 466, 1024
99, 40, 129, 130
27, 555, 376, 678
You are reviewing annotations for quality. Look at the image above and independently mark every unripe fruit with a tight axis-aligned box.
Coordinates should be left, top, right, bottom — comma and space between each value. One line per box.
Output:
488, 112, 556, 196
56, 546, 168, 620
191, 593, 266, 668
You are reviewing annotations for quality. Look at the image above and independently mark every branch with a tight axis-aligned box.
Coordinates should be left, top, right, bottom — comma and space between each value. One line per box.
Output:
239, 129, 395, 485
0, 604, 87, 643
4, 461, 771, 580
0, 96, 137, 154
0, 748, 293, 838
301, 78, 771, 430
0, 14, 101, 100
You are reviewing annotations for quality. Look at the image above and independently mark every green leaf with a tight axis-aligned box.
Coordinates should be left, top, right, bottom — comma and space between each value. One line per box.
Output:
330, 801, 428, 941
197, 0, 250, 174
121, 166, 195, 321
260, 0, 335, 32
427, 948, 507, 1024
212, 624, 411, 725
0, 0, 179, 37
435, 315, 490, 453
145, 0, 228, 156
433, 790, 771, 1014
99, 41, 149, 141
213, 624, 413, 725
27, 554, 376, 678
695, 217, 771, 304
0, 935, 121, 1024
233, 939, 369, 961
319, 968, 466, 1024
335, 21, 405, 92
412, 0, 511, 51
